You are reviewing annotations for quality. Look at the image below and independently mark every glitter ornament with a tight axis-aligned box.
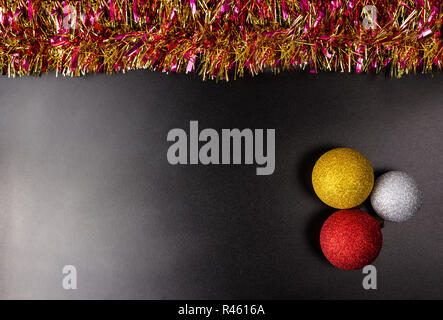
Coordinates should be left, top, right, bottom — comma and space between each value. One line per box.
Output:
370, 171, 423, 222
320, 209, 383, 270
312, 148, 374, 209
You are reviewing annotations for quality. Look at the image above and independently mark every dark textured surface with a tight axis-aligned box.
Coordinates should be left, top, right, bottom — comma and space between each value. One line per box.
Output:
0, 71, 442, 299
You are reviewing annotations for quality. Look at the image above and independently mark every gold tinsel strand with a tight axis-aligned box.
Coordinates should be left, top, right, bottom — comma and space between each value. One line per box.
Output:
0, 0, 442, 80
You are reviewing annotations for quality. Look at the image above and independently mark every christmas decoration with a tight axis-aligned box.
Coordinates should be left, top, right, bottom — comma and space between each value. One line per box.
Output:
312, 147, 374, 209
0, 0, 442, 80
320, 209, 383, 270
371, 171, 423, 222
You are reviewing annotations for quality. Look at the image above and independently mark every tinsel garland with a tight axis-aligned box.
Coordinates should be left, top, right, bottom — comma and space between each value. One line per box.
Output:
0, 0, 442, 80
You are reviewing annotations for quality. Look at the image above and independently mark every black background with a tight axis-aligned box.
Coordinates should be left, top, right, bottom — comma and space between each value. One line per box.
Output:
0, 71, 441, 299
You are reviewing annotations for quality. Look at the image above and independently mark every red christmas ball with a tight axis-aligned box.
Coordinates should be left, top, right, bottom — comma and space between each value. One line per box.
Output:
320, 209, 382, 270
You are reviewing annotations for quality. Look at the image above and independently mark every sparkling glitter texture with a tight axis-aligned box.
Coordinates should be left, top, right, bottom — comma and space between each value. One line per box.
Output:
0, 1, 442, 80
371, 171, 423, 222
320, 209, 383, 270
312, 148, 374, 209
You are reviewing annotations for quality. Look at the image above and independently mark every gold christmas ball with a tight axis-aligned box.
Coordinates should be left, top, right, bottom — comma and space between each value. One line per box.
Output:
312, 148, 374, 209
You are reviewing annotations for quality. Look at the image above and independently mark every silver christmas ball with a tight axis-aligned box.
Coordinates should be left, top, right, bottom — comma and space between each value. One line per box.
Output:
370, 171, 423, 222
